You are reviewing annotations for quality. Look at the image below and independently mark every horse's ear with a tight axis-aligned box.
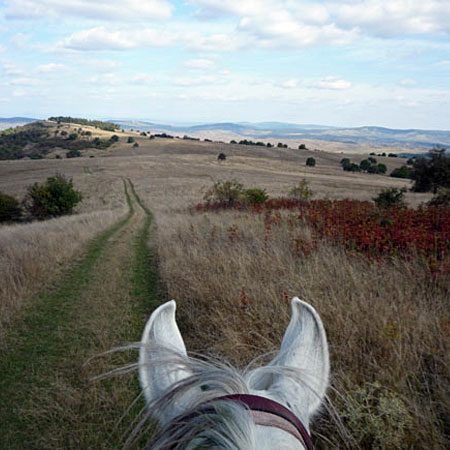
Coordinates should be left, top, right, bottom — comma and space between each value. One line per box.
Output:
263, 298, 329, 419
139, 300, 191, 406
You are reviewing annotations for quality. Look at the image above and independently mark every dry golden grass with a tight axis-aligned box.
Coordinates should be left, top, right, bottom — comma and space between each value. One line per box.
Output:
0, 122, 443, 448
0, 175, 126, 339
150, 208, 449, 448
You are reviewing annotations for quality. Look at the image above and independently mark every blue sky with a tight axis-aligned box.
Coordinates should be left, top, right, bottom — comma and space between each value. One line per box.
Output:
0, 0, 449, 129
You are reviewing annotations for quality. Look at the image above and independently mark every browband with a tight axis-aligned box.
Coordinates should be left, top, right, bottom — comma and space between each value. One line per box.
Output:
215, 394, 313, 450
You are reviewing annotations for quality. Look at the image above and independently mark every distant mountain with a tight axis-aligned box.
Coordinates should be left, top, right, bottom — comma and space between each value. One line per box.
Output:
112, 120, 450, 149
0, 117, 39, 130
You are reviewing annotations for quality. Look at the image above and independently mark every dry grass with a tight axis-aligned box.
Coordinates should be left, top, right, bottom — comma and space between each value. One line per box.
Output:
150, 207, 449, 448
0, 124, 443, 448
0, 177, 126, 339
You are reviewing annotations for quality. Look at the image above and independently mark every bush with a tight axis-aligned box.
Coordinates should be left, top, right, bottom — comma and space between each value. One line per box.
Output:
243, 188, 268, 205
306, 157, 316, 167
373, 187, 406, 209
133, 142, 139, 147
67, 133, 78, 140
288, 179, 313, 201
298, 144, 306, 150
203, 180, 244, 206
428, 187, 450, 206
127, 136, 135, 144
340, 382, 413, 449
66, 149, 81, 158
24, 175, 83, 220
390, 166, 413, 179
110, 135, 119, 142
0, 191, 22, 222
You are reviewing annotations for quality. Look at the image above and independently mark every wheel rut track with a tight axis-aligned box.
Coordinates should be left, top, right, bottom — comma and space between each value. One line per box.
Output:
0, 178, 159, 449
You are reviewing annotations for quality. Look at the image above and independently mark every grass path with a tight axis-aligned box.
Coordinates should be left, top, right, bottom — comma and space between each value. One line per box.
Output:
0, 179, 158, 449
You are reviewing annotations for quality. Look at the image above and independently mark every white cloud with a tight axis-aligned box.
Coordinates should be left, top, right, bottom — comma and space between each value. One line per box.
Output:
191, 0, 450, 46
1, 61, 25, 76
173, 75, 220, 86
330, 0, 450, 37
10, 76, 41, 86
129, 73, 153, 84
311, 76, 352, 90
281, 79, 298, 89
59, 27, 177, 51
4, 0, 173, 21
184, 58, 216, 69
36, 63, 66, 73
399, 78, 417, 87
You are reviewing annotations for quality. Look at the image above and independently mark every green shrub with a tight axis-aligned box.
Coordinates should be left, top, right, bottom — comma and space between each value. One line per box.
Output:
110, 135, 119, 142
66, 149, 81, 158
127, 136, 135, 144
133, 142, 139, 147
24, 174, 83, 220
288, 179, 313, 201
340, 382, 413, 449
428, 187, 450, 206
306, 157, 316, 167
298, 144, 306, 150
390, 165, 413, 179
373, 187, 406, 209
0, 191, 22, 222
67, 133, 78, 140
243, 188, 268, 205
204, 180, 244, 206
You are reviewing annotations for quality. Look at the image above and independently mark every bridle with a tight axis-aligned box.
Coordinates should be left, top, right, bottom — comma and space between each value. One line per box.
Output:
214, 394, 313, 450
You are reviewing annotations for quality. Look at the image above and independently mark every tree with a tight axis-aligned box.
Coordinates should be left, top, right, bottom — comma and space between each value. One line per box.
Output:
24, 175, 82, 220
377, 163, 387, 174
306, 157, 316, 167
411, 148, 450, 193
360, 159, 371, 171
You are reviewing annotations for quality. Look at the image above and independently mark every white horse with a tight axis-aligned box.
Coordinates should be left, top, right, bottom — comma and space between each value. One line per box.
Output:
137, 297, 329, 449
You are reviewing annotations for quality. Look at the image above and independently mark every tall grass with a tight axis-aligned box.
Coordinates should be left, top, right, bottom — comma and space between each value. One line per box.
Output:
0, 179, 127, 339
152, 207, 449, 448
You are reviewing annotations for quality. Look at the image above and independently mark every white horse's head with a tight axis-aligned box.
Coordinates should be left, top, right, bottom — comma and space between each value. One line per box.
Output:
138, 298, 329, 449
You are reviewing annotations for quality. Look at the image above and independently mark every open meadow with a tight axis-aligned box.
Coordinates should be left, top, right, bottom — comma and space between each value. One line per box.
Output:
0, 123, 448, 448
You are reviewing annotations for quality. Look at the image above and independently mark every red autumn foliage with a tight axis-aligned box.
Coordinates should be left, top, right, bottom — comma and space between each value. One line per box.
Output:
193, 198, 450, 273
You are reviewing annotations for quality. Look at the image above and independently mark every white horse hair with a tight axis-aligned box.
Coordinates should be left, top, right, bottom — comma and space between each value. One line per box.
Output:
136, 297, 329, 449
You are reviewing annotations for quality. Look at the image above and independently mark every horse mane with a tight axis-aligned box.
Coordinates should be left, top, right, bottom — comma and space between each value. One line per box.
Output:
114, 344, 324, 449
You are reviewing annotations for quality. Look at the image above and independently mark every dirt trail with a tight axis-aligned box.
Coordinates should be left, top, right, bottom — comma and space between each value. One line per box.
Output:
0, 179, 158, 449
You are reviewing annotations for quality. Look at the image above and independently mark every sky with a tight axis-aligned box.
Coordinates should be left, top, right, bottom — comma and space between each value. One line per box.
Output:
0, 0, 449, 129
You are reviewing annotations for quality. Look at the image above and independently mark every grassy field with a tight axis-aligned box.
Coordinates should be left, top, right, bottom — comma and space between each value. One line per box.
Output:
0, 122, 447, 448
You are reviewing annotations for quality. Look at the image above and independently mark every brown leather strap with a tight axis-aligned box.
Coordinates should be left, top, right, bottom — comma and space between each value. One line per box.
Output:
215, 394, 313, 450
